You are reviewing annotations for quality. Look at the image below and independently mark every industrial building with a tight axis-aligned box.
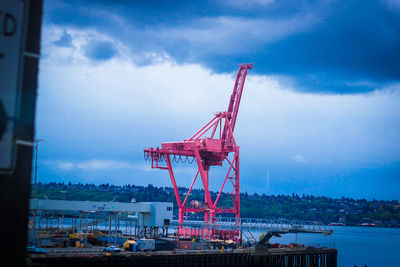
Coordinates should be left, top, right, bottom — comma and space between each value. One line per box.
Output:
30, 199, 173, 227
29, 199, 174, 247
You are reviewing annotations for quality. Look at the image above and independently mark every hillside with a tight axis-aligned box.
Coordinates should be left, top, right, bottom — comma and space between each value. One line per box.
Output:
32, 182, 400, 227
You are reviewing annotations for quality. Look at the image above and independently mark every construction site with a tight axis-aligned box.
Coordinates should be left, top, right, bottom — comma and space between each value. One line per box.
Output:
27, 64, 337, 266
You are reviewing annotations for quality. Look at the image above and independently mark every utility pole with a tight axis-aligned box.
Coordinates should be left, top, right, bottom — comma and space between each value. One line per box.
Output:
33, 139, 44, 199
31, 139, 43, 246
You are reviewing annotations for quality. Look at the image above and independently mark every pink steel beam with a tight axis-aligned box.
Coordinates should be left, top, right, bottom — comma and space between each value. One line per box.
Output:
165, 155, 182, 208
193, 117, 221, 141
182, 170, 200, 207
187, 115, 220, 141
213, 153, 237, 208
235, 151, 240, 218
193, 146, 213, 207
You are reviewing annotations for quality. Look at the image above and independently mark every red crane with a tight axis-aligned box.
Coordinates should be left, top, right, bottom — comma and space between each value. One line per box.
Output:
144, 64, 253, 240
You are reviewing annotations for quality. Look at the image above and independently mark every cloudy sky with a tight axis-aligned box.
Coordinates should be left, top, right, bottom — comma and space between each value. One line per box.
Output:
35, 0, 400, 200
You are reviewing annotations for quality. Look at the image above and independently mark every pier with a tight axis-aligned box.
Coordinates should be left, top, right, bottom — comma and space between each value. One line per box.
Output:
31, 248, 338, 267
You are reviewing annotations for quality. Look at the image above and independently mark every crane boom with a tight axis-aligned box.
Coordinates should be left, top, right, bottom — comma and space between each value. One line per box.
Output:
226, 64, 253, 134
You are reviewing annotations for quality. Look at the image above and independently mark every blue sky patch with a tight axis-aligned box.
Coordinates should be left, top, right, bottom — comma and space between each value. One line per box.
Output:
53, 30, 73, 47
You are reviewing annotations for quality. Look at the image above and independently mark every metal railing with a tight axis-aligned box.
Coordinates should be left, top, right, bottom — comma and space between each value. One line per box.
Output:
172, 217, 333, 236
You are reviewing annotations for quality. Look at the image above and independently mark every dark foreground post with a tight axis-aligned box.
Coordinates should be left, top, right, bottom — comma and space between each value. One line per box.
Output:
0, 0, 43, 266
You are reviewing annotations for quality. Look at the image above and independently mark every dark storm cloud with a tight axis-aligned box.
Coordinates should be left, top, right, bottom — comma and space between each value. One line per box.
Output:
83, 40, 117, 61
44, 0, 400, 93
254, 1, 400, 93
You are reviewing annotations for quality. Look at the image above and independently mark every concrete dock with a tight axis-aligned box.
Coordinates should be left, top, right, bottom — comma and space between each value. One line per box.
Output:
31, 247, 338, 267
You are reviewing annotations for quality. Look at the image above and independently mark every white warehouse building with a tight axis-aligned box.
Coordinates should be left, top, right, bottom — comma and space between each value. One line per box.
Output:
30, 199, 173, 227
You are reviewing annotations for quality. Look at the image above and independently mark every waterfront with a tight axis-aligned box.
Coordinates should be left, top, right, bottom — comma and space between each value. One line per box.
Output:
254, 226, 400, 267
31, 215, 400, 266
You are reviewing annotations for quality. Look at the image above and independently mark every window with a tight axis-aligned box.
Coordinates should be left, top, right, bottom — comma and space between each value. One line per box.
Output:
167, 206, 172, 211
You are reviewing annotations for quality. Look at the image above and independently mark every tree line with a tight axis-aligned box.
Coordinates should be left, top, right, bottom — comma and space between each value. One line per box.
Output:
32, 182, 400, 226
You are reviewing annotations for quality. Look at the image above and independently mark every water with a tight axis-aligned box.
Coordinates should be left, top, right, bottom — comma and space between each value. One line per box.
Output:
251, 226, 400, 267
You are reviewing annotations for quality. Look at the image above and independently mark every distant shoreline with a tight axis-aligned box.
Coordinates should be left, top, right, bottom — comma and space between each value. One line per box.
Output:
31, 182, 400, 228
328, 224, 400, 229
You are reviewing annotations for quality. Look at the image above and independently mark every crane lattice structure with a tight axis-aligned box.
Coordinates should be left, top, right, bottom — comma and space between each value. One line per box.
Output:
144, 64, 253, 240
